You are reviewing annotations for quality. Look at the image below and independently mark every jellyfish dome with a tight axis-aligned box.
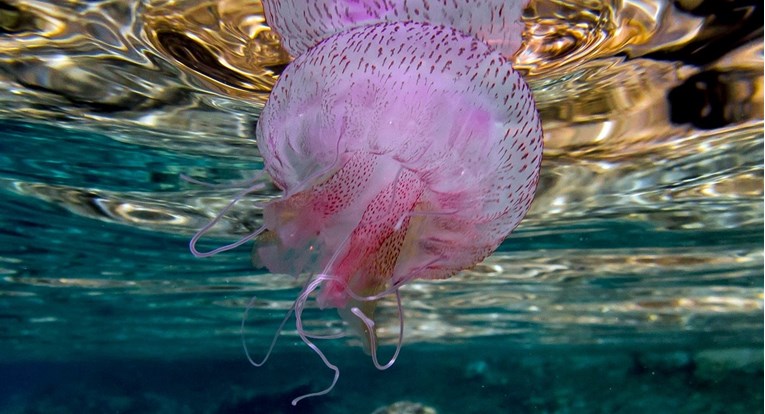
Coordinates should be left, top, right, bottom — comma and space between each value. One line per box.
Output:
256, 21, 542, 311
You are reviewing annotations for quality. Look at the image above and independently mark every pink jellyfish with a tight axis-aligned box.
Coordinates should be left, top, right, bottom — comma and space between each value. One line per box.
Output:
190, 12, 542, 407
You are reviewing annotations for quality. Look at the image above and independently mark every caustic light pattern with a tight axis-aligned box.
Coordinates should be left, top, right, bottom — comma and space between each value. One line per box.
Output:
191, 0, 542, 405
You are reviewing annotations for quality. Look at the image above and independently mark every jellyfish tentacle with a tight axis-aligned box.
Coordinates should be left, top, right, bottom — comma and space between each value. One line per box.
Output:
349, 288, 404, 370
292, 274, 340, 406
242, 272, 345, 369
305, 273, 406, 370
190, 226, 266, 258
189, 181, 269, 258
299, 273, 348, 340
246, 262, 413, 398
241, 297, 295, 367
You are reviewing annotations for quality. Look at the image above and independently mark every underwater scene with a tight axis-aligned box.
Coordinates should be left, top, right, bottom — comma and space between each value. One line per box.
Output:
0, 0, 762, 413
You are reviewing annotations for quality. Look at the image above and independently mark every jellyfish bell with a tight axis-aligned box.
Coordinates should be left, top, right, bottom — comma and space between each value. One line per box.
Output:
262, 0, 530, 58
190, 19, 542, 405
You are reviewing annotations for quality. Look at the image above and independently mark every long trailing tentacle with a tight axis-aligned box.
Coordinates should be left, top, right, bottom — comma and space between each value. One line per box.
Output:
241, 272, 345, 370
189, 180, 268, 258
242, 227, 428, 403
291, 275, 340, 406
350, 288, 404, 370
242, 255, 438, 368
287, 227, 353, 405
241, 297, 295, 367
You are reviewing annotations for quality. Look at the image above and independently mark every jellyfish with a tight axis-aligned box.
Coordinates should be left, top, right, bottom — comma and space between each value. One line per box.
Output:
190, 12, 542, 407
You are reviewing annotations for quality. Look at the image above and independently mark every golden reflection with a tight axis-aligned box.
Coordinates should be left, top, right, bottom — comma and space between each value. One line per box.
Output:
517, 0, 616, 75
143, 0, 289, 99
515, 0, 704, 76
530, 57, 686, 154
0, 1, 68, 47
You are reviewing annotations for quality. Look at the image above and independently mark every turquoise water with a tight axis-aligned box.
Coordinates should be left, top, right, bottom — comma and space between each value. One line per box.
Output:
0, 118, 761, 413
